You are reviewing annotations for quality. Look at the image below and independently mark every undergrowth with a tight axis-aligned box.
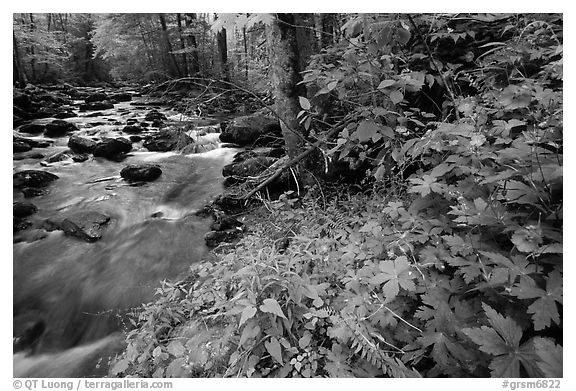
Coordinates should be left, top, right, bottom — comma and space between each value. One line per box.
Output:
110, 13, 562, 378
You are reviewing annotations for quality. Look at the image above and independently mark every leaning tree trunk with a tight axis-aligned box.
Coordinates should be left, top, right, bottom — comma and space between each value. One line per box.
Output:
266, 13, 308, 161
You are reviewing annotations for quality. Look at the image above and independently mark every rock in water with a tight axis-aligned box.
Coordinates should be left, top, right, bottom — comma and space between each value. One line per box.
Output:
14, 141, 32, 153
222, 156, 278, 178
204, 229, 242, 247
143, 129, 193, 152
120, 164, 162, 182
122, 125, 144, 134
45, 211, 111, 242
13, 202, 37, 218
93, 138, 132, 160
219, 114, 281, 146
68, 134, 97, 154
18, 124, 46, 134
13, 170, 59, 188
44, 120, 78, 137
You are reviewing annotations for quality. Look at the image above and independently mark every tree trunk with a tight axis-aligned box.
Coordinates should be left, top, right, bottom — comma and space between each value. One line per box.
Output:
29, 13, 37, 82
215, 15, 230, 82
266, 13, 308, 161
158, 13, 181, 78
13, 31, 27, 87
176, 13, 189, 76
294, 13, 317, 71
184, 13, 200, 74
243, 25, 248, 80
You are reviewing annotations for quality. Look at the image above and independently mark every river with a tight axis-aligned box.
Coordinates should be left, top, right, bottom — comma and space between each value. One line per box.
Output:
13, 92, 237, 377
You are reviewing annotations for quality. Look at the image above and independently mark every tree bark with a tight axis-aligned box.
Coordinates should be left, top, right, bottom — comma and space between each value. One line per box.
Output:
176, 13, 189, 76
158, 13, 181, 78
184, 13, 200, 74
266, 13, 308, 161
215, 15, 230, 81
13, 31, 27, 87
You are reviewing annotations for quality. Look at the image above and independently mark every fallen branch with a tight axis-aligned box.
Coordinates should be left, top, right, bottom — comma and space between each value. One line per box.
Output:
241, 117, 354, 200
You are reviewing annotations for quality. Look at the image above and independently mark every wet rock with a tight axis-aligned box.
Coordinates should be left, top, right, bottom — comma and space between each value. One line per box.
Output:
13, 217, 33, 233
219, 114, 281, 146
72, 154, 89, 162
110, 92, 132, 102
21, 188, 48, 198
144, 109, 166, 122
18, 124, 46, 134
68, 134, 97, 154
13, 201, 38, 218
13, 316, 45, 353
120, 164, 162, 182
85, 111, 104, 117
210, 215, 243, 231
84, 92, 108, 103
42, 150, 88, 164
79, 101, 114, 111
14, 135, 52, 149
45, 211, 111, 242
180, 138, 219, 154
93, 138, 132, 160
204, 229, 242, 247
33, 107, 59, 119
14, 141, 32, 153
14, 170, 59, 188
129, 135, 143, 142
140, 122, 150, 128
53, 111, 76, 119
143, 129, 193, 152
44, 120, 78, 137
151, 119, 163, 127
222, 156, 278, 178
14, 152, 45, 161
122, 125, 144, 134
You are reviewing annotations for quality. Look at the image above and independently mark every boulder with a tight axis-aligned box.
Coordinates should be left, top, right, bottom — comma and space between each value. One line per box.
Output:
143, 129, 193, 152
21, 188, 48, 198
79, 101, 114, 111
180, 139, 219, 154
84, 92, 108, 103
122, 125, 144, 134
210, 215, 243, 231
93, 138, 132, 160
44, 120, 78, 137
14, 136, 51, 149
120, 164, 162, 182
13, 202, 37, 218
144, 109, 166, 122
13, 170, 59, 188
219, 114, 281, 146
42, 150, 88, 164
222, 156, 278, 178
109, 92, 132, 102
33, 107, 59, 119
204, 229, 242, 247
129, 135, 143, 142
53, 111, 76, 119
68, 134, 97, 154
13, 217, 33, 233
14, 141, 32, 153
45, 211, 111, 242
18, 124, 46, 134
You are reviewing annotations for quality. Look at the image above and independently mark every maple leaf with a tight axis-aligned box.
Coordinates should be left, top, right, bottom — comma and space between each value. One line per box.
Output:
510, 271, 562, 330
324, 343, 354, 377
408, 174, 443, 197
532, 337, 563, 378
417, 331, 477, 376
369, 256, 416, 302
462, 303, 542, 377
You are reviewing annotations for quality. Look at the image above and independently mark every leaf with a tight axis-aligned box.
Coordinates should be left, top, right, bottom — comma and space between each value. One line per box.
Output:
408, 175, 443, 197
378, 79, 396, 89
369, 256, 415, 302
532, 337, 562, 377
299, 96, 311, 110
327, 80, 338, 91
239, 305, 257, 327
390, 89, 404, 105
165, 357, 187, 377
511, 226, 543, 253
299, 331, 312, 349
510, 271, 562, 330
462, 303, 541, 377
259, 298, 287, 319
167, 341, 185, 357
265, 337, 283, 364
110, 358, 129, 375
353, 120, 380, 143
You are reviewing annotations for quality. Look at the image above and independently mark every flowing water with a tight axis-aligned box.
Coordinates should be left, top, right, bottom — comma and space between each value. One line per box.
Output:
13, 94, 238, 377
